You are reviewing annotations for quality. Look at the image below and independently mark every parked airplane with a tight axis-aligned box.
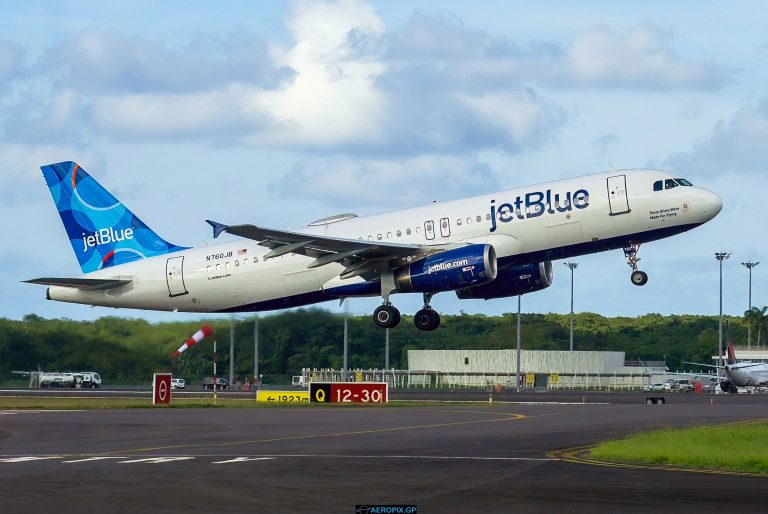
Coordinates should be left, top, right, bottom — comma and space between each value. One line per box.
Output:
685, 340, 768, 393
25, 161, 722, 330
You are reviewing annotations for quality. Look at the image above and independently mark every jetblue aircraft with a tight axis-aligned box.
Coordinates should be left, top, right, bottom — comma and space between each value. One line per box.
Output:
26, 161, 722, 330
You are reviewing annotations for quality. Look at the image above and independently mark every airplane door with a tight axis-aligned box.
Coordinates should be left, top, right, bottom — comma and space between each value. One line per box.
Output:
607, 175, 630, 215
439, 217, 451, 238
424, 220, 436, 240
166, 256, 188, 297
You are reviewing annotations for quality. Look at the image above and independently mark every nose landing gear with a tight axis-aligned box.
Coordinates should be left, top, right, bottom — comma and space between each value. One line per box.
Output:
624, 242, 648, 286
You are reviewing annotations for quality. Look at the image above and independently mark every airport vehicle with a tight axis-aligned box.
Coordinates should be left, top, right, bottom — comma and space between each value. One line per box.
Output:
171, 378, 185, 390
642, 383, 665, 392
38, 371, 101, 388
26, 162, 722, 331
202, 377, 230, 390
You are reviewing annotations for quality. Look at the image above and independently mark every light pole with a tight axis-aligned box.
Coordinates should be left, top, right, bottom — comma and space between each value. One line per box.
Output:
564, 262, 578, 351
516, 295, 522, 392
253, 317, 259, 386
716, 252, 731, 379
742, 261, 759, 350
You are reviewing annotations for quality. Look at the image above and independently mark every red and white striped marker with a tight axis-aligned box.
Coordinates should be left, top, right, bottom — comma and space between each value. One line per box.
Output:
171, 325, 213, 358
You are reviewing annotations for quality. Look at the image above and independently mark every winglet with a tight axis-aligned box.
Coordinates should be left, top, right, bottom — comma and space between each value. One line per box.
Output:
206, 220, 229, 239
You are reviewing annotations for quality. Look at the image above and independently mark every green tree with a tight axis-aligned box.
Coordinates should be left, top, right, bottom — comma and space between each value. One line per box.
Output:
744, 306, 768, 348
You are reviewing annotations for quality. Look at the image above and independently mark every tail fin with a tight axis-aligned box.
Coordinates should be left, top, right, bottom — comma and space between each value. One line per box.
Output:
40, 161, 187, 273
726, 321, 736, 365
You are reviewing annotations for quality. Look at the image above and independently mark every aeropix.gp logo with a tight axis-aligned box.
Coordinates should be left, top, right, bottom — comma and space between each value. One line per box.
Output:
489, 188, 590, 232
81, 227, 135, 252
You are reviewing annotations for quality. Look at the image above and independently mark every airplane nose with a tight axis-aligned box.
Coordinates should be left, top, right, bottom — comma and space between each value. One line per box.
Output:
700, 189, 723, 220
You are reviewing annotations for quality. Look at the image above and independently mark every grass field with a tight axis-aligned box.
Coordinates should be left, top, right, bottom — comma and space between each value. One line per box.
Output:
590, 422, 768, 474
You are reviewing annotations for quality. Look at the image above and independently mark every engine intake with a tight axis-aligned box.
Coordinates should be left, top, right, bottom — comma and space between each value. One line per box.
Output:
396, 244, 497, 293
455, 261, 553, 300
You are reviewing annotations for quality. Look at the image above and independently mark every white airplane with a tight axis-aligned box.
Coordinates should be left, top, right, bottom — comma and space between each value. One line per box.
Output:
25, 161, 722, 331
685, 341, 768, 393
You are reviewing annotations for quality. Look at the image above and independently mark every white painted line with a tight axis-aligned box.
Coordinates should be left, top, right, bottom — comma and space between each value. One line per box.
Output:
62, 457, 123, 463
118, 457, 194, 464
267, 454, 558, 461
0, 456, 62, 463
212, 457, 275, 464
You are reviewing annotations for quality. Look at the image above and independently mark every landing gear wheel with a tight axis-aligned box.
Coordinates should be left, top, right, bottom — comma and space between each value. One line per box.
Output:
414, 308, 440, 331
373, 304, 401, 329
631, 270, 648, 286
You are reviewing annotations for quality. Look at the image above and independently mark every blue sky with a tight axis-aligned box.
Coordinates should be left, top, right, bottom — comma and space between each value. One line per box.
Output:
1, 0, 766, 322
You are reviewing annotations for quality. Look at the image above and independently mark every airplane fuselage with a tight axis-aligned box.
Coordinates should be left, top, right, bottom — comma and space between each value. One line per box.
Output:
45, 168, 722, 313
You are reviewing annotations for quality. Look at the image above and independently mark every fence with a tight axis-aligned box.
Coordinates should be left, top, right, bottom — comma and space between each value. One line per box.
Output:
299, 368, 655, 390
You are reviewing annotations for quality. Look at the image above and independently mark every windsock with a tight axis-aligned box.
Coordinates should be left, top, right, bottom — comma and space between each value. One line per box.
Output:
172, 325, 213, 358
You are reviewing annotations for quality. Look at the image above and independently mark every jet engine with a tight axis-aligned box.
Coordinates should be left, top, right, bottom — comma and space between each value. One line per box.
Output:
455, 261, 553, 300
395, 244, 497, 293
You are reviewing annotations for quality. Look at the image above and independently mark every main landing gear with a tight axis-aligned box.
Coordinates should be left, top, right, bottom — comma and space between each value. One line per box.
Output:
372, 293, 441, 331
413, 293, 440, 332
373, 303, 401, 329
624, 242, 648, 286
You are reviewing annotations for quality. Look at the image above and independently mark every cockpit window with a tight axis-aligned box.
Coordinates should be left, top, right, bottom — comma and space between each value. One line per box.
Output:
676, 178, 693, 186
664, 179, 678, 189
653, 180, 663, 192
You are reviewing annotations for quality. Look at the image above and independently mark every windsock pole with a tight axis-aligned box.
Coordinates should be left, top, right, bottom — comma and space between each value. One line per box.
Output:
213, 338, 218, 405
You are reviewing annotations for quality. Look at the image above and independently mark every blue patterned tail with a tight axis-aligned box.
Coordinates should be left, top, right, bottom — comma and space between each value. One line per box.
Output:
40, 161, 187, 273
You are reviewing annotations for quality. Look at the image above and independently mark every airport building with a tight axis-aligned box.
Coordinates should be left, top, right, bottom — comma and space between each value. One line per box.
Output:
711, 346, 768, 364
406, 349, 665, 389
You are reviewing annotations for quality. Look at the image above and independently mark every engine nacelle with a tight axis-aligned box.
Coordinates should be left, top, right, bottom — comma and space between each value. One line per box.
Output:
455, 261, 553, 300
395, 244, 497, 293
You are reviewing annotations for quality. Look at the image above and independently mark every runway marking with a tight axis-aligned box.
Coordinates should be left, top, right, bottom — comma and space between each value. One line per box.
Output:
257, 454, 558, 462
62, 457, 123, 463
549, 446, 768, 478
96, 411, 528, 456
212, 457, 275, 464
0, 456, 62, 463
118, 457, 195, 464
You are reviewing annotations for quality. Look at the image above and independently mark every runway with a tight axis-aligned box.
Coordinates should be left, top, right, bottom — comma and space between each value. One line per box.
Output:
1, 401, 767, 513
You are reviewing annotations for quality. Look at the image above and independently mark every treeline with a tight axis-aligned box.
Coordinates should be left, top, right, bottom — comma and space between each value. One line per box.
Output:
0, 311, 752, 384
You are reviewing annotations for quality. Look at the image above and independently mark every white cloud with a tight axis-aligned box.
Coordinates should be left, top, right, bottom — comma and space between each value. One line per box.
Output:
46, 28, 291, 93
0, 40, 23, 83
269, 153, 499, 208
564, 23, 725, 89
665, 96, 768, 176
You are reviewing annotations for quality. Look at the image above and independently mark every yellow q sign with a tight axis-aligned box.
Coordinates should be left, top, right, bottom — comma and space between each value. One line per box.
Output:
315, 388, 326, 402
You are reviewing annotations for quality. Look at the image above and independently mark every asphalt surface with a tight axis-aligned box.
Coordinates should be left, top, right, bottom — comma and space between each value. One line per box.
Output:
2, 395, 768, 513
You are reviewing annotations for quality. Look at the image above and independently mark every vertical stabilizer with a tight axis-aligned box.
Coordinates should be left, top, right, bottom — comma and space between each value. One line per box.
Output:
40, 161, 187, 273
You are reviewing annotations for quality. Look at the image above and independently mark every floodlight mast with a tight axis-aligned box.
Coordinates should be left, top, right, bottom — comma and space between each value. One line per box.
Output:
564, 262, 578, 352
742, 261, 759, 350
716, 252, 731, 380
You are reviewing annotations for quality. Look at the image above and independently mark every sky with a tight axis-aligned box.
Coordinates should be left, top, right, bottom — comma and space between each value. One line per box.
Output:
1, 0, 767, 323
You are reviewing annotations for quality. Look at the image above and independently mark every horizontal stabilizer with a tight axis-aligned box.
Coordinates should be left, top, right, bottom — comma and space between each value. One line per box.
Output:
23, 277, 133, 290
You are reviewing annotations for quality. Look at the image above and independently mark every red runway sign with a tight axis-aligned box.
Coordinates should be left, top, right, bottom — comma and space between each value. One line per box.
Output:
309, 382, 388, 403
153, 373, 172, 405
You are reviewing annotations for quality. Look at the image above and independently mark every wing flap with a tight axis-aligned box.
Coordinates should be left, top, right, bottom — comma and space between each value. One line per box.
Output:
23, 277, 133, 290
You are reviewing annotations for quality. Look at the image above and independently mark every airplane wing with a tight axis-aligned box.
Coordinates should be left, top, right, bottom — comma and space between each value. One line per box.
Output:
207, 220, 447, 277
23, 277, 132, 290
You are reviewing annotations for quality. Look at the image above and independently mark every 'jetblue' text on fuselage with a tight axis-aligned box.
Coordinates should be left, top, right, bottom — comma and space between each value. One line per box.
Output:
490, 189, 590, 232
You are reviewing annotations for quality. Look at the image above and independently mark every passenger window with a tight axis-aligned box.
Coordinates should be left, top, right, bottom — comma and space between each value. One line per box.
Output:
377, 234, 383, 240
486, 213, 491, 220
396, 230, 402, 237
476, 215, 481, 223
457, 219, 462, 226
406, 228, 412, 235
235, 260, 239, 267
416, 227, 421, 234
243, 258, 248, 265
206, 266, 211, 272
387, 232, 392, 239
254, 257, 258, 263
368, 235, 373, 241
225, 262, 230, 268
653, 180, 663, 192
665, 179, 677, 189
467, 217, 472, 224
216, 263, 221, 271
